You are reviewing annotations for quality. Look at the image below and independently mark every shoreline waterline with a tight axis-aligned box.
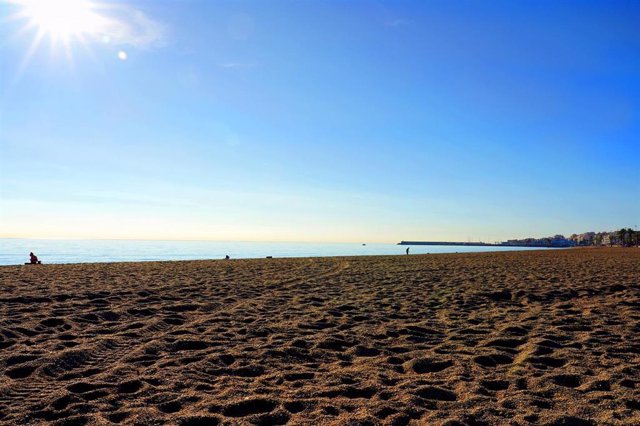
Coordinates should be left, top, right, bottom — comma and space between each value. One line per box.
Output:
0, 238, 560, 266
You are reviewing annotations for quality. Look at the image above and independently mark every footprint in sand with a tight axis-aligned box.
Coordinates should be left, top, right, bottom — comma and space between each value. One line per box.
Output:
404, 357, 453, 374
222, 398, 277, 417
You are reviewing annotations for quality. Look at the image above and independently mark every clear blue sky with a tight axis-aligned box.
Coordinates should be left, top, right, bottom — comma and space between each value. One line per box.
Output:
1, 0, 638, 242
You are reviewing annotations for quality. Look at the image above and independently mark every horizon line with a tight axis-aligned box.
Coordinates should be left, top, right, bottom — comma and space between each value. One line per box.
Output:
0, 236, 398, 244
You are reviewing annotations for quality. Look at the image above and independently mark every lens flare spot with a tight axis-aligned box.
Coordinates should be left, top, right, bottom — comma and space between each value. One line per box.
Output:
118, 50, 127, 61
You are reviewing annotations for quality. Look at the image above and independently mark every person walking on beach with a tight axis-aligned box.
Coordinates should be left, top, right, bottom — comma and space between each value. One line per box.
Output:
406, 247, 410, 255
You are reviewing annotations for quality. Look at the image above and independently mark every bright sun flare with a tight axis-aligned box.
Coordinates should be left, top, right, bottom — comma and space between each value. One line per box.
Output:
20, 0, 105, 41
10, 0, 130, 70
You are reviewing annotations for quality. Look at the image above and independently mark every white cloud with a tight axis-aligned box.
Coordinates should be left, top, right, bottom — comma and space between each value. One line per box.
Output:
3, 0, 166, 48
99, 6, 166, 49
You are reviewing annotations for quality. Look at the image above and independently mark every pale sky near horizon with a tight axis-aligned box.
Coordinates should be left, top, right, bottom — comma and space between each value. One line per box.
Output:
1, 0, 639, 243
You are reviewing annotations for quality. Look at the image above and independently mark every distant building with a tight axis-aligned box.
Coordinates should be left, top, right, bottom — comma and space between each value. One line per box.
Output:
578, 232, 596, 245
550, 235, 574, 247
502, 235, 573, 247
500, 230, 633, 248
569, 233, 590, 245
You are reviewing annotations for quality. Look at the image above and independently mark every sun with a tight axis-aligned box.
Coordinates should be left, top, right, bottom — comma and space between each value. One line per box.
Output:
7, 0, 154, 74
18, 0, 105, 42
7, 0, 127, 73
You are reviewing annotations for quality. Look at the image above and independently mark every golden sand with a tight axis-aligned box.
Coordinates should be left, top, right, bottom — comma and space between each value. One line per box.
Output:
1, 248, 639, 425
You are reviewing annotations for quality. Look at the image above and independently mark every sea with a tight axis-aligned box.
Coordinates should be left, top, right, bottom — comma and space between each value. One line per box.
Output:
0, 239, 555, 266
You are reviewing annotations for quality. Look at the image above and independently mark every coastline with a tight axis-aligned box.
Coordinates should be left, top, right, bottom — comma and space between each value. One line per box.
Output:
5, 245, 631, 268
0, 238, 562, 266
1, 248, 638, 425
0, 247, 563, 267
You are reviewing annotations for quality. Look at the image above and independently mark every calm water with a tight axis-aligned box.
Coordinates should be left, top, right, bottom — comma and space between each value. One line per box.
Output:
0, 239, 554, 265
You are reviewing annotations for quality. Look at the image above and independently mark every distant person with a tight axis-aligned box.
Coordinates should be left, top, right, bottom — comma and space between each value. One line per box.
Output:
29, 252, 41, 264
406, 247, 410, 255
225, 255, 230, 260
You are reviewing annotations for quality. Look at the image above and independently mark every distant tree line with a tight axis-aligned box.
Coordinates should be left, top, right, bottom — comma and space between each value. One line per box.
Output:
617, 228, 639, 247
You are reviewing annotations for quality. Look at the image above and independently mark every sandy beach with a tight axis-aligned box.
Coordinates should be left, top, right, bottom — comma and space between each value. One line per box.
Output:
0, 248, 638, 425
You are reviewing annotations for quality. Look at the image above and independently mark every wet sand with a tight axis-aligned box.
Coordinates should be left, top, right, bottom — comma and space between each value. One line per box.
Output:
1, 248, 639, 425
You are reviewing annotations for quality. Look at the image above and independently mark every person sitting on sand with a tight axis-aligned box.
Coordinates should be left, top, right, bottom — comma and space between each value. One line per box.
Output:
29, 252, 41, 264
